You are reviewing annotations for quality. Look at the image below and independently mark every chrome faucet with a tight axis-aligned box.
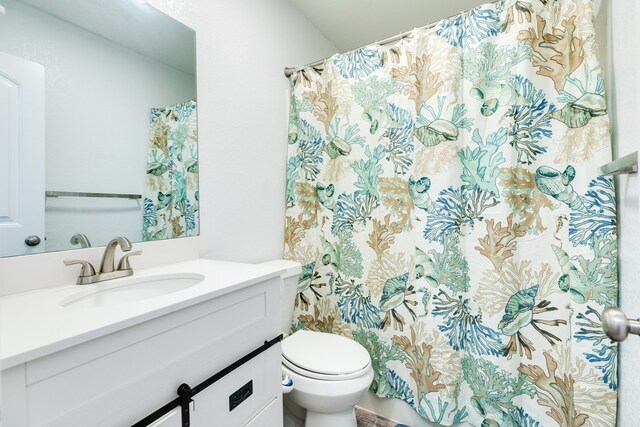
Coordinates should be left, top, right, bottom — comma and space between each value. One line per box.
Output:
99, 236, 132, 273
64, 236, 142, 285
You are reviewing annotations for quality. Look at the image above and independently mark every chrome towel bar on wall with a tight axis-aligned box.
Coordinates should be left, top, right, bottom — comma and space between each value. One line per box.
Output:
45, 190, 142, 199
599, 151, 638, 176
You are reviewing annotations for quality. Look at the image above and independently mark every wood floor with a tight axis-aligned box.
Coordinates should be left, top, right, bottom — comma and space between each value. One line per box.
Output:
355, 406, 408, 427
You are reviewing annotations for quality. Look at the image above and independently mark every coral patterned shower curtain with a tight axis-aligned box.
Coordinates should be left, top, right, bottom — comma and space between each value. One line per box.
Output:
284, 0, 618, 425
143, 100, 199, 241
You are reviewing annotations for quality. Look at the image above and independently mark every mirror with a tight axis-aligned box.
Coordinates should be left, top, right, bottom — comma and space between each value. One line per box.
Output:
0, 0, 198, 258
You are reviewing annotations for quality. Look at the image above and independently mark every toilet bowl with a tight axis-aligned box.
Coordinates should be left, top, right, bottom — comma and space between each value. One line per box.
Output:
262, 260, 374, 427
282, 330, 373, 427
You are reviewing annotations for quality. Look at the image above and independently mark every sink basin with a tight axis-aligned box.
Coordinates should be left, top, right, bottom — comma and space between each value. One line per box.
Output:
60, 273, 205, 308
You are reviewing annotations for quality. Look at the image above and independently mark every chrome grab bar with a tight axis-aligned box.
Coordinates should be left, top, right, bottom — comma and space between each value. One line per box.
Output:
602, 307, 640, 342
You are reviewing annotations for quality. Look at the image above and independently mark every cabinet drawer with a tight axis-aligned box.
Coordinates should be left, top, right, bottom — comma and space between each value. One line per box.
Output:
243, 397, 283, 427
190, 346, 281, 426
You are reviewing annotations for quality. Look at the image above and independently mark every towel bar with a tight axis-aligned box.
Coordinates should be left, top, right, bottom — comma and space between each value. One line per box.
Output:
599, 151, 638, 176
46, 191, 142, 199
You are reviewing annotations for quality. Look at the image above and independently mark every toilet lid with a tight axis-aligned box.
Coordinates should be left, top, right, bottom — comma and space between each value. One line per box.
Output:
282, 330, 371, 376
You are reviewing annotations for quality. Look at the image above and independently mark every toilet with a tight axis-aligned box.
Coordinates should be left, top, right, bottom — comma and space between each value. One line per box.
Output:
262, 260, 374, 427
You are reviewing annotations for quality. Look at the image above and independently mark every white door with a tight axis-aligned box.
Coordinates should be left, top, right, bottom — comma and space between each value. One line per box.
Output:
0, 52, 45, 257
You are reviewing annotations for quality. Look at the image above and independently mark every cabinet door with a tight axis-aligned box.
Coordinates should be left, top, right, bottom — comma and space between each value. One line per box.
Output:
148, 409, 182, 427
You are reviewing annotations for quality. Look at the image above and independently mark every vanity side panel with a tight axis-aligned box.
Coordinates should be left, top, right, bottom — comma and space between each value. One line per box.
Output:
1, 365, 28, 426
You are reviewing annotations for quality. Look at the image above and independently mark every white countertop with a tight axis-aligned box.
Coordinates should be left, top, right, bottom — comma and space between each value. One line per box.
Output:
0, 258, 284, 369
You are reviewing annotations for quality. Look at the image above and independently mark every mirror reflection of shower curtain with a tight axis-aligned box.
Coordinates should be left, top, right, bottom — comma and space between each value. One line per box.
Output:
143, 100, 199, 241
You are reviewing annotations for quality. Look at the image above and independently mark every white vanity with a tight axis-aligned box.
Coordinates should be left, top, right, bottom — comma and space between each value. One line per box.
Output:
0, 259, 284, 426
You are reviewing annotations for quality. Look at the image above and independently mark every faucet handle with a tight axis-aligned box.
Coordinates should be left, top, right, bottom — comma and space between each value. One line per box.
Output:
117, 250, 142, 270
64, 259, 96, 277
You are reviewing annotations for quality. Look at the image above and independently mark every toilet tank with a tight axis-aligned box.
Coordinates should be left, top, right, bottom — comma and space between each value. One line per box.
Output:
261, 260, 302, 335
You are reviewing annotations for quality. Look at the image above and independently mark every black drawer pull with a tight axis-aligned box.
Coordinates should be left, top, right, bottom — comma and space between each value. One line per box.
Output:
229, 380, 253, 411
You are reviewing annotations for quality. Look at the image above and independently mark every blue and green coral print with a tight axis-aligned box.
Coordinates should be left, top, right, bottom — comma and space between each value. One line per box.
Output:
285, 0, 618, 425
143, 100, 199, 241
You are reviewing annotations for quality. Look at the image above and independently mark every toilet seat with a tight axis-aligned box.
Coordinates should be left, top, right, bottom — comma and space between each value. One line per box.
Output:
282, 355, 371, 381
282, 330, 371, 381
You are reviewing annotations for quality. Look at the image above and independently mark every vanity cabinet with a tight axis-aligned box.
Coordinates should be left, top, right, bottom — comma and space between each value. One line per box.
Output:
1, 276, 283, 427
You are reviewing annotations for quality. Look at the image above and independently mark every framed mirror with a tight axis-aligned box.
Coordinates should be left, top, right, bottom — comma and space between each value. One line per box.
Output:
0, 0, 198, 257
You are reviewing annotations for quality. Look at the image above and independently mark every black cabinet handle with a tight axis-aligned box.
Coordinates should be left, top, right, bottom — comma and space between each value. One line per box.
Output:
229, 381, 253, 411
178, 383, 193, 427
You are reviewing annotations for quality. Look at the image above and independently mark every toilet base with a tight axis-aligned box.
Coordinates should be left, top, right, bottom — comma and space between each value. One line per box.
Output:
284, 393, 358, 427
305, 408, 357, 427
283, 397, 305, 427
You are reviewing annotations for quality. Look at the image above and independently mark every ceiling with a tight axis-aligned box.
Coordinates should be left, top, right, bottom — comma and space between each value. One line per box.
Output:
287, 0, 489, 53
19, 0, 195, 75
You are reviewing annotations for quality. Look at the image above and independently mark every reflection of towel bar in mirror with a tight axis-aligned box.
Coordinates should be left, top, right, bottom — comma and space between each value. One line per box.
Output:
599, 151, 638, 176
45, 191, 142, 200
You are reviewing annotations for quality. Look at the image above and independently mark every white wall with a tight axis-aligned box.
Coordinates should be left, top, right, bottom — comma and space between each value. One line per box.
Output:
604, 1, 640, 426
0, 0, 196, 252
145, 0, 337, 263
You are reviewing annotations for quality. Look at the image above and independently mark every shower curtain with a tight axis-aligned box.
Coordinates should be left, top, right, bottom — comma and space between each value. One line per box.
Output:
143, 99, 199, 241
285, 0, 617, 425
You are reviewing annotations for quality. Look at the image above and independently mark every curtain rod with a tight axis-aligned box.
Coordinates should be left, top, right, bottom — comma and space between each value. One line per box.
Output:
283, 0, 507, 78
284, 28, 413, 78
283, 0, 604, 78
